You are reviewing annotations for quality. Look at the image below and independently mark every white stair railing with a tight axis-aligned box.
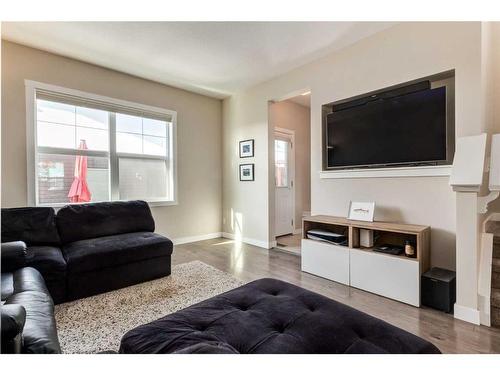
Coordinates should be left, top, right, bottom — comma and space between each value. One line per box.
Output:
479, 212, 500, 326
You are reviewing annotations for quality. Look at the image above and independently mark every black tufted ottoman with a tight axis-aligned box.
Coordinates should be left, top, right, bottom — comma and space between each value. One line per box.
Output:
119, 278, 440, 354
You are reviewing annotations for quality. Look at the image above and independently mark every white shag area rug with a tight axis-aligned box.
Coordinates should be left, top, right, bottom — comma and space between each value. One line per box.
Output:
54, 260, 244, 354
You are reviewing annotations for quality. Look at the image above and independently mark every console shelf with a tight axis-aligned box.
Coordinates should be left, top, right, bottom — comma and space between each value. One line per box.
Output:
301, 215, 430, 306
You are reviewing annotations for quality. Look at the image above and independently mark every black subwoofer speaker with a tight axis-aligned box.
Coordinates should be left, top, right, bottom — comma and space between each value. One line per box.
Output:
421, 267, 456, 313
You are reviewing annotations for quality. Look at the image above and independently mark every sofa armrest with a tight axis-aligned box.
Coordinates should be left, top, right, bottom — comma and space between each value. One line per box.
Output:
1, 241, 28, 272
1, 304, 26, 354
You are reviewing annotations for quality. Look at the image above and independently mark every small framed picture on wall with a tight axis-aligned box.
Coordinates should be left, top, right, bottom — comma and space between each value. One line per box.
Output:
239, 139, 254, 158
239, 164, 254, 181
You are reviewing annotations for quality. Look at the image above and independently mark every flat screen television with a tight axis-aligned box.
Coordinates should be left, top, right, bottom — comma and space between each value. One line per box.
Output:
325, 83, 451, 169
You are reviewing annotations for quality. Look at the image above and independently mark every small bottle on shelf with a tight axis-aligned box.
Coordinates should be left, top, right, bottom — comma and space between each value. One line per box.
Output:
404, 240, 416, 258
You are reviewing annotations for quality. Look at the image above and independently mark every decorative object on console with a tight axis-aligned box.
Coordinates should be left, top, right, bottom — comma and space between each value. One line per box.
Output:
239, 139, 254, 158
360, 229, 374, 247
348, 201, 375, 222
239, 163, 254, 181
405, 240, 416, 258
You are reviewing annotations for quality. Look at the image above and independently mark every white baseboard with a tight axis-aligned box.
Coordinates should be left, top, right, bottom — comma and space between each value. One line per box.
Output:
454, 303, 481, 325
173, 232, 222, 245
222, 232, 273, 249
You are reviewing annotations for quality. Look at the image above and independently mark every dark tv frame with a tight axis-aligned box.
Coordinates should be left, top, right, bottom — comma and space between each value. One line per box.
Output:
322, 70, 455, 171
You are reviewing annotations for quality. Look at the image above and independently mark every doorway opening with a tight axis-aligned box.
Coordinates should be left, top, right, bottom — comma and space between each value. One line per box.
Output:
269, 91, 311, 256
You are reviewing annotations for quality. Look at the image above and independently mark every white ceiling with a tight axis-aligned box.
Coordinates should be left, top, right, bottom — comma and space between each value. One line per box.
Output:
1, 22, 395, 98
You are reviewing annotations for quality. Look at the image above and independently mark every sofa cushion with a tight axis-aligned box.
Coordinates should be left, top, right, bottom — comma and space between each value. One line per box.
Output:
120, 278, 440, 354
65, 254, 172, 301
26, 246, 67, 304
26, 246, 66, 280
1, 207, 60, 246
62, 232, 173, 274
56, 200, 155, 244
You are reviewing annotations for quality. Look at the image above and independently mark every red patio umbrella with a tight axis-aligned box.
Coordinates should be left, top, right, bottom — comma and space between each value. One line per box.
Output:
68, 139, 91, 202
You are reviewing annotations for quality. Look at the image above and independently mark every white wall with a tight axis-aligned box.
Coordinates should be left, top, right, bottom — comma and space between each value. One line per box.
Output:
1, 41, 223, 241
269, 100, 311, 231
223, 22, 492, 270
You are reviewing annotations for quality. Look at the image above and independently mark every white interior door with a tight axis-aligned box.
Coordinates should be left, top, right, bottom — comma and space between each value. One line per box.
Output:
275, 132, 294, 237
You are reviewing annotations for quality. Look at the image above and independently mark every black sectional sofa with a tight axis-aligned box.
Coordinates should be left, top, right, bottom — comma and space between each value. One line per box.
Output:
1, 200, 173, 353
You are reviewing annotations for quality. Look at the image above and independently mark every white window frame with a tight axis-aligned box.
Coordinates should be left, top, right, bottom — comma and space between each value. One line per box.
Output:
25, 80, 178, 208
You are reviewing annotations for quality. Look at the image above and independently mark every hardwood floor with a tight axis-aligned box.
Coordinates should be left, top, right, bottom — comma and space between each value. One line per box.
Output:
173, 237, 500, 354
275, 233, 302, 255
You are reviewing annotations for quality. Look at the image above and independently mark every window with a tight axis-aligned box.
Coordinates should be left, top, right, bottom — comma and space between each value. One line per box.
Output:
27, 81, 176, 206
275, 139, 289, 187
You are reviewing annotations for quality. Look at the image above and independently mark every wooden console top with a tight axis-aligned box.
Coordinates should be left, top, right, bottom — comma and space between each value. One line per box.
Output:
303, 215, 429, 234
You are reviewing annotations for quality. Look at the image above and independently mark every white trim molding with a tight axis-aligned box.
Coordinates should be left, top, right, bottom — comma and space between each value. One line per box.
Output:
274, 127, 296, 238
172, 232, 222, 245
222, 232, 274, 249
454, 303, 481, 325
319, 165, 452, 179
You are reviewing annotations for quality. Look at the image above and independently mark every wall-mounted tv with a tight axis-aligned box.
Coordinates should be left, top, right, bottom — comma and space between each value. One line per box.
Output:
324, 74, 454, 170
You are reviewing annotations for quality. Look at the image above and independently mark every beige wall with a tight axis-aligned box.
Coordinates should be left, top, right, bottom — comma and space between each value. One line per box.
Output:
270, 100, 311, 231
495, 23, 500, 135
487, 22, 500, 212
222, 22, 494, 270
1, 41, 223, 241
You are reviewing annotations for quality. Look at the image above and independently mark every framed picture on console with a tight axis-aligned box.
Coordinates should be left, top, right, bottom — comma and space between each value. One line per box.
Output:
239, 163, 254, 181
348, 201, 375, 222
239, 139, 254, 158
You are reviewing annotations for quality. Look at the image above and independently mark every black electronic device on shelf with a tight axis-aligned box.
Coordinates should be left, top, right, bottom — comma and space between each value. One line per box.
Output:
373, 244, 404, 256
306, 229, 347, 245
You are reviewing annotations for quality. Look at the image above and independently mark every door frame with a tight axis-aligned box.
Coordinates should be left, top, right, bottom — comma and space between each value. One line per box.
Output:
274, 127, 296, 238
267, 87, 310, 248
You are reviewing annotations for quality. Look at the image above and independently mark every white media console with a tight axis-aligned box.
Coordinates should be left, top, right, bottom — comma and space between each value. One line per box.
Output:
301, 215, 430, 307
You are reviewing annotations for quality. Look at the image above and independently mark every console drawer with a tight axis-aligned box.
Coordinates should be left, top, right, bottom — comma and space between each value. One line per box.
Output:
350, 248, 420, 306
301, 239, 349, 285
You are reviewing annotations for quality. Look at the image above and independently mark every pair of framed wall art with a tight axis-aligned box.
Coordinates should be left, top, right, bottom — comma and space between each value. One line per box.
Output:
239, 139, 254, 181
